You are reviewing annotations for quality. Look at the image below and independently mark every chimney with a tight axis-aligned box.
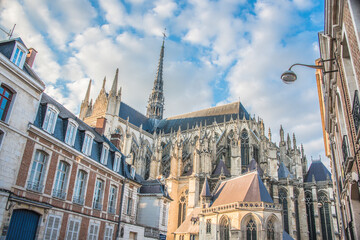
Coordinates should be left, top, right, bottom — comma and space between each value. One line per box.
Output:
110, 133, 122, 151
95, 117, 107, 135
26, 48, 37, 68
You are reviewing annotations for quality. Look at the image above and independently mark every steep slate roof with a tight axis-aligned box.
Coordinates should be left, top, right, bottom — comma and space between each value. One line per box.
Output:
0, 38, 44, 86
212, 159, 231, 176
200, 177, 211, 197
278, 162, 294, 179
117, 100, 250, 135
167, 101, 249, 120
139, 179, 172, 200
211, 171, 273, 207
174, 208, 202, 234
34, 93, 139, 182
305, 160, 331, 182
247, 159, 264, 177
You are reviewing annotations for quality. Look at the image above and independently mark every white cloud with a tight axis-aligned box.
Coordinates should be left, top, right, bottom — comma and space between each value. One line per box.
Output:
0, 0, 326, 166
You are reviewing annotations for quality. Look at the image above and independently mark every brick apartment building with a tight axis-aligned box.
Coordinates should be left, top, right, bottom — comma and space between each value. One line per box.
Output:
0, 36, 171, 240
317, 0, 360, 239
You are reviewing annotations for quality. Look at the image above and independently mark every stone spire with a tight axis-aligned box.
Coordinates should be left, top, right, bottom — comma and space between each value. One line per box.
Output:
293, 133, 297, 149
287, 133, 291, 150
79, 79, 92, 120
146, 34, 166, 120
280, 125, 284, 142
107, 69, 122, 115
268, 128, 272, 141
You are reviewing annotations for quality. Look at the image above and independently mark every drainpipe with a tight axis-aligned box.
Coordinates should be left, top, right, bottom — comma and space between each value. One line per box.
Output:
115, 179, 127, 240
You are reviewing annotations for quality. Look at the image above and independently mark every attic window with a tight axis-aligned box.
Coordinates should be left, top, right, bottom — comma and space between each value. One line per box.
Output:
130, 166, 136, 178
113, 153, 121, 172
43, 104, 59, 134
65, 119, 78, 146
82, 131, 94, 156
100, 143, 109, 165
10, 42, 27, 68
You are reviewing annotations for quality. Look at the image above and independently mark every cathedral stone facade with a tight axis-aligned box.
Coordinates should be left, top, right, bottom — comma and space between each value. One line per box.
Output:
79, 39, 339, 240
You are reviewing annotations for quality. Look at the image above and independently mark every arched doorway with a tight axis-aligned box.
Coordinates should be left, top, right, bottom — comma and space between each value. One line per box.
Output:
6, 209, 40, 240
219, 216, 230, 240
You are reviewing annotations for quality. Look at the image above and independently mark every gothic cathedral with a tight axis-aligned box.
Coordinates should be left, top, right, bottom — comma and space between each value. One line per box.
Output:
79, 39, 339, 240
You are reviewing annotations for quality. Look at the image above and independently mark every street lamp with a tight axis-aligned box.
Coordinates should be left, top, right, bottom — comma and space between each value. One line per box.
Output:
281, 59, 337, 84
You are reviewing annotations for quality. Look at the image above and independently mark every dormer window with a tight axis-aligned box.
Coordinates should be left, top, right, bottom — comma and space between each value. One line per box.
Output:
113, 153, 121, 172
43, 104, 59, 134
65, 119, 78, 146
130, 166, 136, 178
82, 131, 94, 156
10, 42, 27, 68
100, 143, 109, 165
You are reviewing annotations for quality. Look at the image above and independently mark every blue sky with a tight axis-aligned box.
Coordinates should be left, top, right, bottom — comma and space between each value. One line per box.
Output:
0, 0, 327, 167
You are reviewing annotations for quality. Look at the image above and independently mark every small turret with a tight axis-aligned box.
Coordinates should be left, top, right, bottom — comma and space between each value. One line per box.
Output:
200, 177, 212, 208
107, 68, 122, 115
268, 128, 272, 141
287, 133, 291, 150
293, 133, 297, 150
280, 125, 284, 143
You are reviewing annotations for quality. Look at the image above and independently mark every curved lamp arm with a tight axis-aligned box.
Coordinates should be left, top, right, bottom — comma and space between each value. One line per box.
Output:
288, 63, 324, 71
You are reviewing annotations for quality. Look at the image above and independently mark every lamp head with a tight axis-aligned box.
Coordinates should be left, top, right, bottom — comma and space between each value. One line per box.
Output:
281, 70, 297, 84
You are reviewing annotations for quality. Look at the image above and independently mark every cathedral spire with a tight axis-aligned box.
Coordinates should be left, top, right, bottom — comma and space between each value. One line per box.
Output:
79, 79, 92, 120
146, 32, 166, 120
110, 68, 119, 97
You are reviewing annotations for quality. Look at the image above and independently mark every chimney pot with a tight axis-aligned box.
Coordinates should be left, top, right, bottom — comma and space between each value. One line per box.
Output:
95, 117, 107, 135
26, 48, 37, 68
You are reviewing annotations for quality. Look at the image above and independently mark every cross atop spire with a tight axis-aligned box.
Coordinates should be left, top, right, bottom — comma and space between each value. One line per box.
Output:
146, 33, 166, 119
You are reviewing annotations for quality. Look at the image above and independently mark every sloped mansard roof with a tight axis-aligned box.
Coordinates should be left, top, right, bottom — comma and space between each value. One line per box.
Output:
305, 160, 331, 182
211, 171, 273, 207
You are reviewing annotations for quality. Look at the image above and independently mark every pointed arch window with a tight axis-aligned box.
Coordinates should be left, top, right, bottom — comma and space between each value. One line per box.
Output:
305, 191, 316, 239
318, 192, 333, 240
267, 220, 275, 240
178, 190, 188, 227
241, 129, 249, 173
220, 216, 230, 240
246, 218, 256, 240
279, 188, 289, 233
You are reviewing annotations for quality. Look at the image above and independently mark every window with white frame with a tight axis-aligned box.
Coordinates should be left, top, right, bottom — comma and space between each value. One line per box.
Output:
93, 179, 104, 210
162, 202, 167, 226
88, 222, 99, 240
100, 143, 109, 165
44, 215, 62, 240
53, 161, 70, 199
82, 131, 94, 156
10, 43, 27, 68
43, 104, 59, 134
108, 185, 117, 214
126, 190, 133, 215
65, 119, 78, 146
113, 153, 121, 172
0, 85, 14, 122
66, 218, 81, 240
104, 225, 114, 240
0, 129, 4, 148
73, 170, 87, 205
27, 150, 48, 192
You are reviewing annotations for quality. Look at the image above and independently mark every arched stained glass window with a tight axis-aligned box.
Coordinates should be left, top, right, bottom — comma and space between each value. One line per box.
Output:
241, 129, 249, 173
318, 192, 333, 240
220, 216, 230, 240
279, 188, 289, 233
305, 191, 316, 239
267, 220, 275, 240
246, 218, 257, 240
178, 190, 188, 227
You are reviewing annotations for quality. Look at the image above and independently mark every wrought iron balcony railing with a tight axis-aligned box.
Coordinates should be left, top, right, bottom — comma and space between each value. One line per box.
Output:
93, 201, 102, 210
27, 181, 44, 192
52, 189, 67, 199
352, 90, 360, 133
73, 195, 84, 205
108, 206, 116, 214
